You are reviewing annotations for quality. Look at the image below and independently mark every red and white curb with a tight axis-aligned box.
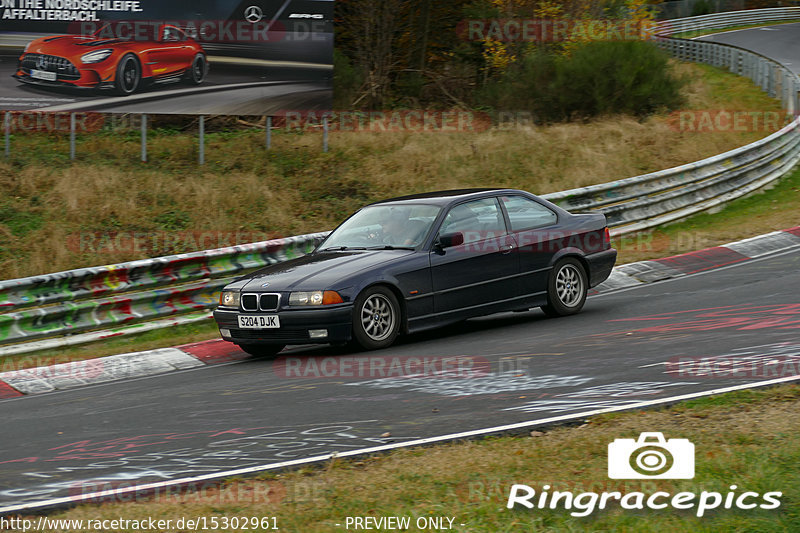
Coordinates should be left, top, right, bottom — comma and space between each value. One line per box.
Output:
0, 226, 798, 399
593, 226, 800, 292
0, 340, 249, 399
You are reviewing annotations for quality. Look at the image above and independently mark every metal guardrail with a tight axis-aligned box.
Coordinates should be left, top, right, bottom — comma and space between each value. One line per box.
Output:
0, 234, 328, 346
655, 6, 800, 33
2, 8, 799, 351
544, 8, 800, 236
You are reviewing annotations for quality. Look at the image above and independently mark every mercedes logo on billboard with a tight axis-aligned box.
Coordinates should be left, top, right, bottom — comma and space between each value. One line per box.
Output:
244, 5, 263, 23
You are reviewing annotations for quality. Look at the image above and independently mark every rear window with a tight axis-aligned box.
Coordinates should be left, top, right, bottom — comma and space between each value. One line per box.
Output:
501, 196, 557, 231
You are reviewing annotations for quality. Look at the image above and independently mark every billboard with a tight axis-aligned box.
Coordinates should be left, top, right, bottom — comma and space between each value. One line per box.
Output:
0, 0, 333, 114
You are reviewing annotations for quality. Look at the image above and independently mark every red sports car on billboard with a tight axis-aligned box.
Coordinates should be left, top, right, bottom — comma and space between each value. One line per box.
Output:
13, 23, 208, 95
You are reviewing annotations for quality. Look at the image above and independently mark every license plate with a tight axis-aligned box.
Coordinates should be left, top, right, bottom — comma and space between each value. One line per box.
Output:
30, 69, 57, 81
237, 315, 280, 329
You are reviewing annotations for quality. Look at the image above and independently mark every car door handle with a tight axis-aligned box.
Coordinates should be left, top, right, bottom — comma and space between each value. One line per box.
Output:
501, 244, 515, 254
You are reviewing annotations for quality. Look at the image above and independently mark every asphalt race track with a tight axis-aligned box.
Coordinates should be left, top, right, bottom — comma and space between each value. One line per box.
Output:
697, 22, 800, 74
0, 245, 798, 510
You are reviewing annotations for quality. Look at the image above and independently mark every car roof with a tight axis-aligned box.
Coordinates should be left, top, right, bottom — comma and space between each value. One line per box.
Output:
369, 188, 527, 207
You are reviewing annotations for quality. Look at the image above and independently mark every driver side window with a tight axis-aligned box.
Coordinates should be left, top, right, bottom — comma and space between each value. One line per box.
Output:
162, 27, 180, 42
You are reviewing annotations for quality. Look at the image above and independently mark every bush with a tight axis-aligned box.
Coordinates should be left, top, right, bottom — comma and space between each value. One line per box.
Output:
479, 40, 685, 123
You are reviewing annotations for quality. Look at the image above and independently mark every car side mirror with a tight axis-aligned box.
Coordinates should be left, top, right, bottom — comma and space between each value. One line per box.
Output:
437, 231, 464, 249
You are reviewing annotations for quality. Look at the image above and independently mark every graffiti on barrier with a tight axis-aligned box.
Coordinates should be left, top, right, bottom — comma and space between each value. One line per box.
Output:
0, 233, 328, 344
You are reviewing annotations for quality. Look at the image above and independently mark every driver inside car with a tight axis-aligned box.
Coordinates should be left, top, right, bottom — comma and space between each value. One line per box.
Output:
380, 210, 416, 246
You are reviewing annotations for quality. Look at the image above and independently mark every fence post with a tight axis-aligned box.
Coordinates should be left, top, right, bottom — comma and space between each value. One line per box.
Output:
69, 112, 76, 161
4, 112, 9, 158
199, 115, 205, 165
323, 116, 328, 153
266, 115, 272, 149
140, 114, 147, 162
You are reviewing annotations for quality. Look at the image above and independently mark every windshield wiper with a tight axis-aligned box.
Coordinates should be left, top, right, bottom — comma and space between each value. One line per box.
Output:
365, 245, 416, 250
318, 246, 366, 252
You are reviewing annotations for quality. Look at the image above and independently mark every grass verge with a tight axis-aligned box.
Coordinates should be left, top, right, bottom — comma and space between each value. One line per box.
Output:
39, 383, 800, 532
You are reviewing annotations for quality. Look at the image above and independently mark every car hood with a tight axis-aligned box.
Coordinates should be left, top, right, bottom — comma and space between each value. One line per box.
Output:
25, 35, 128, 56
237, 250, 414, 292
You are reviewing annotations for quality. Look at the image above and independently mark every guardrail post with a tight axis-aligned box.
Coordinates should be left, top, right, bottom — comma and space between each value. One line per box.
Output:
4, 112, 9, 158
140, 114, 147, 162
69, 112, 76, 161
266, 116, 272, 150
198, 115, 205, 165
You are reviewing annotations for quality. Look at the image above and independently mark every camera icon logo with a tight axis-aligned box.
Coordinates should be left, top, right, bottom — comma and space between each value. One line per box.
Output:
608, 432, 695, 479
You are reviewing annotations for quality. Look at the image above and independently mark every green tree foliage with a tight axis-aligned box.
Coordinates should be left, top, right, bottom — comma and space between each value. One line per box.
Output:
479, 40, 685, 121
334, 0, 681, 122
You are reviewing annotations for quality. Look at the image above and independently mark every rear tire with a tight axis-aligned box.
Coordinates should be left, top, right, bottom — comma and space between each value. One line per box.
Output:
237, 344, 285, 357
541, 258, 587, 317
114, 54, 140, 95
352, 286, 400, 350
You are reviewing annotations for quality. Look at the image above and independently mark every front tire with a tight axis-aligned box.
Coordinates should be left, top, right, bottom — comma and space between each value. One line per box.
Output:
186, 53, 207, 85
352, 287, 400, 350
237, 343, 285, 358
114, 54, 141, 95
541, 258, 587, 317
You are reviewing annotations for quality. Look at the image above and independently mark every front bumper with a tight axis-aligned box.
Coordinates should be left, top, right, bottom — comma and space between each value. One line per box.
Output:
213, 305, 353, 346
13, 71, 107, 89
586, 248, 617, 287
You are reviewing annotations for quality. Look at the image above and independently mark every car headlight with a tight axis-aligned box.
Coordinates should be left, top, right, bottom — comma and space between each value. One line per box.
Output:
288, 291, 343, 306
219, 291, 241, 309
80, 49, 113, 64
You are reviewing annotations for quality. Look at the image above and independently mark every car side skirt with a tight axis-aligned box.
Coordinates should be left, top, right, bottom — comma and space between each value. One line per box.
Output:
406, 290, 548, 334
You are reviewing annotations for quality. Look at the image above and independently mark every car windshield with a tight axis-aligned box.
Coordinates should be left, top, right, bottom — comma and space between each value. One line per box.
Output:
319, 204, 441, 250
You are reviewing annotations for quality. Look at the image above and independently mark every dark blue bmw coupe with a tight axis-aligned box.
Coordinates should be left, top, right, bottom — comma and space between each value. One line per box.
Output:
213, 189, 617, 355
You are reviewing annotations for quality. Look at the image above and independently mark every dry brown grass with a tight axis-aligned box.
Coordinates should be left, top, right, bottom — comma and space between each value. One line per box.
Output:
0, 61, 786, 279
